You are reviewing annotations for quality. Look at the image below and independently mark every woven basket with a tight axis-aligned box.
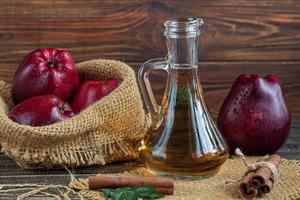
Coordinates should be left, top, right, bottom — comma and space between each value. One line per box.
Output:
0, 59, 147, 169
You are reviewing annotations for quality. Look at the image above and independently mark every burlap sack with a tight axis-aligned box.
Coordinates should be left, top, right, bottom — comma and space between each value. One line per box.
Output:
0, 59, 147, 168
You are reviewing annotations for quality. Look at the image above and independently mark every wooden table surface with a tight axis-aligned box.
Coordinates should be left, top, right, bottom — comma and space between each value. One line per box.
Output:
0, 0, 300, 199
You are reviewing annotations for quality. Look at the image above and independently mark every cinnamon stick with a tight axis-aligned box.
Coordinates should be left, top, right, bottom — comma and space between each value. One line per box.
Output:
155, 187, 174, 195
88, 175, 174, 190
240, 172, 258, 199
250, 154, 281, 188
240, 154, 281, 199
249, 157, 268, 188
258, 179, 273, 194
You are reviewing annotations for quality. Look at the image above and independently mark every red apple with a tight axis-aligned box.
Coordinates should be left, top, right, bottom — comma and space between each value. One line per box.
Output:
10, 95, 75, 126
218, 74, 291, 155
71, 79, 120, 113
12, 48, 80, 103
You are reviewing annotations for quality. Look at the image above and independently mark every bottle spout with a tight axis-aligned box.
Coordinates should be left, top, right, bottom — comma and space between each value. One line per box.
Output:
164, 17, 203, 68
164, 17, 204, 38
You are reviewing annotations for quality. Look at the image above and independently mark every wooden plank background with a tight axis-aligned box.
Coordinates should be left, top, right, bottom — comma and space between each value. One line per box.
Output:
0, 0, 299, 118
0, 1, 300, 199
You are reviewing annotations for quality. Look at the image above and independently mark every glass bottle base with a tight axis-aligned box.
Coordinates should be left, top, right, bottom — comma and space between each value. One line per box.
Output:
145, 164, 222, 180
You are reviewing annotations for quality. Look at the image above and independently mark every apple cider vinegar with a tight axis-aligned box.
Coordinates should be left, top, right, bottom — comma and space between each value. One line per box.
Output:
138, 18, 228, 179
139, 67, 227, 178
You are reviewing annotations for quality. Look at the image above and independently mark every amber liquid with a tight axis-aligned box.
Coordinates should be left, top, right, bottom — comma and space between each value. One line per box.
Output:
139, 66, 228, 178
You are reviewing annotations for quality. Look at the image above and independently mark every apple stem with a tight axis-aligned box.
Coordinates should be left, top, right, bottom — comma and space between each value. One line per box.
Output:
47, 61, 54, 68
60, 103, 67, 113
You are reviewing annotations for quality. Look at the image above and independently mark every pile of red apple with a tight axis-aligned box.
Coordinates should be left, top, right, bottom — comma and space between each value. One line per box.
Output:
9, 48, 120, 126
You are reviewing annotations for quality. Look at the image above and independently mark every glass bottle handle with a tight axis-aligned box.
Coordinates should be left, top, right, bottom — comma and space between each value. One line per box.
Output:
138, 58, 168, 119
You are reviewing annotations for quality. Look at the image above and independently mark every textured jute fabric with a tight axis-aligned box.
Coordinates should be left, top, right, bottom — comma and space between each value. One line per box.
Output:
70, 156, 300, 200
0, 59, 147, 168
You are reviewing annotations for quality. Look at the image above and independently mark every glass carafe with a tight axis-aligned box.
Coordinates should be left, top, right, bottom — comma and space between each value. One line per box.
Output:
138, 17, 228, 179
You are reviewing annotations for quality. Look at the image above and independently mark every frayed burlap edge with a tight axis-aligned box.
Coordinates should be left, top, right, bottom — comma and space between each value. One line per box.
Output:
0, 131, 145, 169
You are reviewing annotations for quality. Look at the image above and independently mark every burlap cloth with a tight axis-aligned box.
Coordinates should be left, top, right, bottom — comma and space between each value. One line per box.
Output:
70, 156, 300, 200
1, 156, 299, 199
0, 59, 147, 168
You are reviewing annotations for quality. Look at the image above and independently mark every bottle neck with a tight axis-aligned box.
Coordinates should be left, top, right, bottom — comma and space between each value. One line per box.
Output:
166, 35, 198, 68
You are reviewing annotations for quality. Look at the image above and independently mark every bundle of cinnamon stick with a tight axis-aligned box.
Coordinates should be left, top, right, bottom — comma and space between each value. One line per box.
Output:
240, 154, 281, 199
88, 175, 174, 195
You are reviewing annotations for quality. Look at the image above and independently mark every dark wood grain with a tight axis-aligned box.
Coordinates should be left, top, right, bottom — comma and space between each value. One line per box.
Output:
0, 0, 299, 116
0, 0, 300, 199
0, 0, 300, 63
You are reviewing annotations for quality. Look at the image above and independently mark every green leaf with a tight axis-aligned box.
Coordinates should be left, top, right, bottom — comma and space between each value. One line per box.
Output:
134, 186, 156, 195
101, 186, 165, 200
138, 192, 165, 199
120, 191, 137, 200
115, 187, 132, 192
102, 188, 113, 198
111, 190, 123, 200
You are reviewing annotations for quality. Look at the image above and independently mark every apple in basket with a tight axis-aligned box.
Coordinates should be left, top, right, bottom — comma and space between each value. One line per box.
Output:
9, 48, 122, 126
71, 79, 120, 113
9, 95, 75, 126
12, 48, 80, 103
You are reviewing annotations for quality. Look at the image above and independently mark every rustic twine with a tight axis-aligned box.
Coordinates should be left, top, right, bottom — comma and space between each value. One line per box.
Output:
0, 59, 147, 169
0, 183, 84, 200
0, 167, 84, 200
235, 148, 279, 183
